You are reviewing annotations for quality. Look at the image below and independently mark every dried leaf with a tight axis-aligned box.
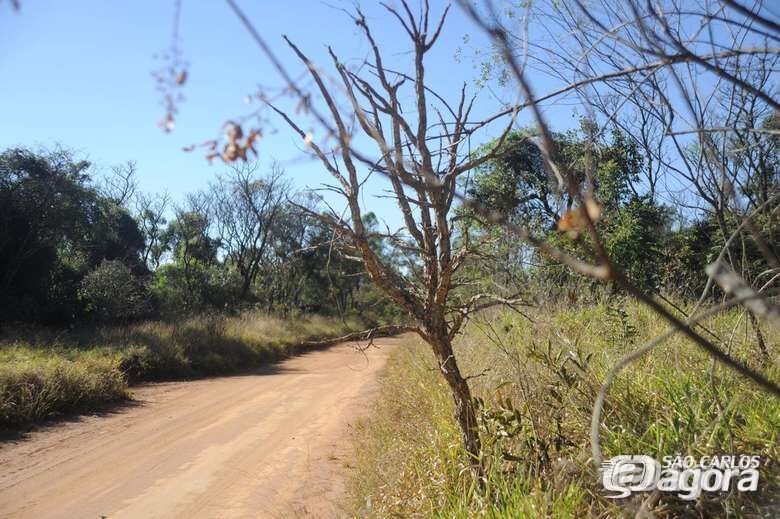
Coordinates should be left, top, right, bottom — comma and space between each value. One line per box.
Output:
222, 143, 240, 162
224, 121, 243, 143
557, 199, 603, 238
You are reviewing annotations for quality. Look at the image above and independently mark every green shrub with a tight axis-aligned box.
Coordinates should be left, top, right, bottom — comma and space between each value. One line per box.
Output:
79, 259, 150, 322
150, 263, 243, 315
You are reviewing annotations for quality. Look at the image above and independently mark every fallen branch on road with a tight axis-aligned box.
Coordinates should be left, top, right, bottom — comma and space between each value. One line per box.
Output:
303, 325, 415, 349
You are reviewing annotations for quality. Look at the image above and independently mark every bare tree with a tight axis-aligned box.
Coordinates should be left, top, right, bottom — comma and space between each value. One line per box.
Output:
135, 191, 170, 270
211, 162, 288, 299
100, 160, 139, 206
217, 0, 532, 474
260, 194, 314, 313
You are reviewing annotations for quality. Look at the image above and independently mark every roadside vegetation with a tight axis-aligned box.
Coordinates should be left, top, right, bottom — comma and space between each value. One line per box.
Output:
0, 148, 395, 430
0, 312, 365, 428
350, 301, 779, 517
0, 313, 365, 428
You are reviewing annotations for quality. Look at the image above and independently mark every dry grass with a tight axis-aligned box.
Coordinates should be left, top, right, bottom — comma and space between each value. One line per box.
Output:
349, 299, 780, 517
0, 311, 364, 429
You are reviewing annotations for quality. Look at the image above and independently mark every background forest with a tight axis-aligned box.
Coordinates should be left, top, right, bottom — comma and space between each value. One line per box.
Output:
0, 148, 398, 325
4, 111, 776, 328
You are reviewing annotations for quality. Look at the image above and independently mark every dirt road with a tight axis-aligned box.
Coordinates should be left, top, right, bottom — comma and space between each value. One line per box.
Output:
0, 337, 402, 519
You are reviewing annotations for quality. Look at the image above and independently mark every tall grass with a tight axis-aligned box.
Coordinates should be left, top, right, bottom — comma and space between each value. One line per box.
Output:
0, 350, 127, 427
350, 300, 779, 517
0, 311, 364, 429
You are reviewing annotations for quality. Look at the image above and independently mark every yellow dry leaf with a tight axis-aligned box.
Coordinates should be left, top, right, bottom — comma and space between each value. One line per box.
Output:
557, 199, 603, 238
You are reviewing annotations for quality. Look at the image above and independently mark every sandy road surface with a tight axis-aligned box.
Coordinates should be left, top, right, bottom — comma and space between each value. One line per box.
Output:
0, 337, 403, 519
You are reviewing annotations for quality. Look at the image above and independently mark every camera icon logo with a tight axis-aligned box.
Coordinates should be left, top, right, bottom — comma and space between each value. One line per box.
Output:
601, 455, 660, 498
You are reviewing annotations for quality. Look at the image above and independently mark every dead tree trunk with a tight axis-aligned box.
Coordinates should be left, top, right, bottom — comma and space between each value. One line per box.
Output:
433, 335, 482, 463
225, 0, 522, 481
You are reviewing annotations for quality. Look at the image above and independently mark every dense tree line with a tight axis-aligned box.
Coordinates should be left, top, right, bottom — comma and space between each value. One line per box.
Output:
2, 109, 776, 329
0, 147, 397, 326
465, 118, 778, 300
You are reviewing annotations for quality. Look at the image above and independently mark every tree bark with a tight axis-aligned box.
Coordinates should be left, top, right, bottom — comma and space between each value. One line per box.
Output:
431, 335, 483, 475
240, 275, 252, 300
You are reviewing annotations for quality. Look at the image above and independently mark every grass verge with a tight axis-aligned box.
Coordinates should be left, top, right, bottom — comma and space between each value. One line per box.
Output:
0, 312, 363, 429
349, 299, 779, 517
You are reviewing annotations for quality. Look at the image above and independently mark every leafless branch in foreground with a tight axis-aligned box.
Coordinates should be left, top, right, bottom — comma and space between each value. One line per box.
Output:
209, 0, 778, 487
460, 0, 780, 479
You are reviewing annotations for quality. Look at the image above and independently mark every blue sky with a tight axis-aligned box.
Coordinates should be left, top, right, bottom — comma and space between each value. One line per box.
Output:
0, 1, 572, 229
